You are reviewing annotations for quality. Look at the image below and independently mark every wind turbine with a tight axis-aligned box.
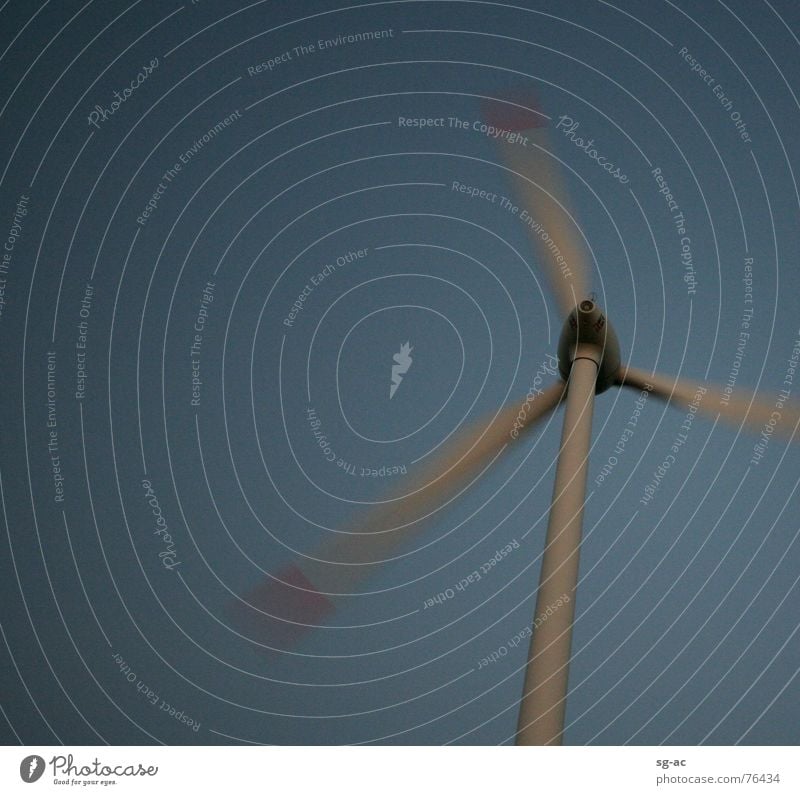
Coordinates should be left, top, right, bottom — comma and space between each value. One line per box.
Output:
230, 94, 800, 745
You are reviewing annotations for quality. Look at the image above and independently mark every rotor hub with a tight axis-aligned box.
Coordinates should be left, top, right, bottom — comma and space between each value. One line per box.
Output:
557, 299, 621, 393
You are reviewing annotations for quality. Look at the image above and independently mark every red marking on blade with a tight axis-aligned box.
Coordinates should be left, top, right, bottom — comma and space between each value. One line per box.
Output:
227, 564, 335, 650
480, 89, 548, 132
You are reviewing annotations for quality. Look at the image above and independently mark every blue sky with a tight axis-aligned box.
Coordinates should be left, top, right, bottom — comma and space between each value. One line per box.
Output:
0, 0, 798, 745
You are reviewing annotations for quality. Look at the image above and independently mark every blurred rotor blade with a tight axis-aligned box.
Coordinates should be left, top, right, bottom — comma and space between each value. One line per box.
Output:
228, 380, 566, 650
482, 93, 591, 317
618, 365, 800, 436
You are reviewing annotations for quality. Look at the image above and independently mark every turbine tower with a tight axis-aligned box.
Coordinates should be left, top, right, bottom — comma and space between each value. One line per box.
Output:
229, 93, 800, 745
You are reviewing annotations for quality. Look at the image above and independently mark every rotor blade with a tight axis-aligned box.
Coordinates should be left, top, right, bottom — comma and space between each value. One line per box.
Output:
618, 365, 800, 436
228, 380, 566, 650
482, 93, 591, 316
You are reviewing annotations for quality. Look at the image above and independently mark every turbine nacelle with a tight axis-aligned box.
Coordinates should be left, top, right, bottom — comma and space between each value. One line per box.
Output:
557, 299, 621, 394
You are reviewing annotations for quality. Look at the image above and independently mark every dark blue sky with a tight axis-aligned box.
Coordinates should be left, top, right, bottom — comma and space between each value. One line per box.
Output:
1, 0, 799, 745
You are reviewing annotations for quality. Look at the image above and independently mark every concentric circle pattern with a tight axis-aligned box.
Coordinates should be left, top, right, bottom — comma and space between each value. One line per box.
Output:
1, 0, 799, 746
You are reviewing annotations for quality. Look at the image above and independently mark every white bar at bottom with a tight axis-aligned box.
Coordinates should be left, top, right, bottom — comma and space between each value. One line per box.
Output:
1, 745, 796, 794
